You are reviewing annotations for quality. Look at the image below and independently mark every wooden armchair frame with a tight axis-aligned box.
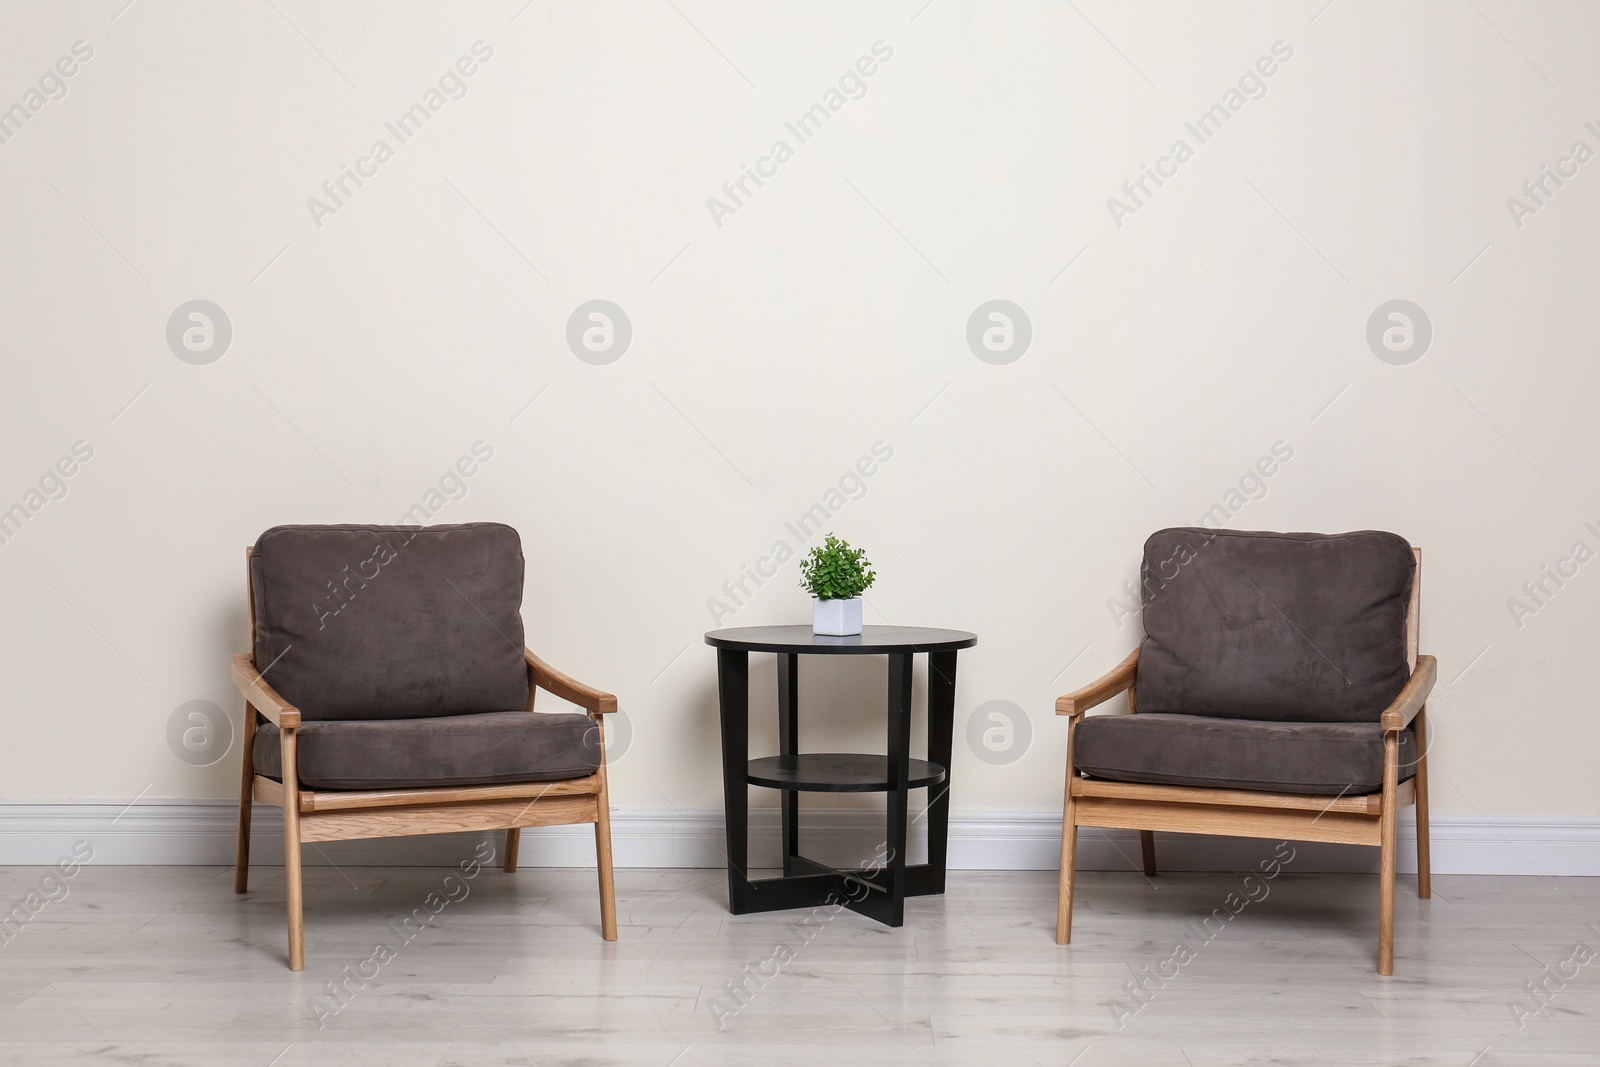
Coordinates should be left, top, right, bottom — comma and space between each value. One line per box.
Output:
1056, 548, 1433, 974
232, 548, 617, 970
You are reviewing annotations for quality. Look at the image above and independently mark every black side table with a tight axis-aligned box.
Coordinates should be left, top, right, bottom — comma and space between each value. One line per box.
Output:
704, 624, 977, 927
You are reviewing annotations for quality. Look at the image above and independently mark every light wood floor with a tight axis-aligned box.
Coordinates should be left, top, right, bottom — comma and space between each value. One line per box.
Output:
1, 861, 1596, 1065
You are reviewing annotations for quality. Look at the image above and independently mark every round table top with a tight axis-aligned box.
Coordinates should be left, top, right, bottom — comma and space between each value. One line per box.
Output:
704, 624, 977, 654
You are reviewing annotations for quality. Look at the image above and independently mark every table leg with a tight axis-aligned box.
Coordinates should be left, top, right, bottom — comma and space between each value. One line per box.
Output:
776, 652, 800, 876
716, 648, 751, 913
925, 650, 957, 895
883, 652, 912, 926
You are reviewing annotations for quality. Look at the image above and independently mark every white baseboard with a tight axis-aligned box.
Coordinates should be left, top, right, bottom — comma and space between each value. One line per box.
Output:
2, 803, 1597, 875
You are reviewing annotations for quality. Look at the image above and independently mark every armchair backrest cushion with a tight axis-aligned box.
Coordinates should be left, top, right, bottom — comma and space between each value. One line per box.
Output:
1136, 528, 1414, 723
250, 523, 530, 721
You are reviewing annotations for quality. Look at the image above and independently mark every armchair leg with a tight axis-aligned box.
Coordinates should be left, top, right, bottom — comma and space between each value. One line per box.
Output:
1057, 725, 1080, 945
1378, 732, 1400, 975
235, 705, 256, 894
504, 828, 520, 873
1413, 708, 1432, 899
1057, 816, 1078, 944
281, 727, 305, 972
1140, 830, 1158, 877
595, 792, 618, 941
590, 714, 618, 942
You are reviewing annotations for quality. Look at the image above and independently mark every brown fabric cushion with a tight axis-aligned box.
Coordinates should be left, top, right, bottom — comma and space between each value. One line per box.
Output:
250, 523, 529, 721
1136, 528, 1415, 722
1074, 713, 1417, 795
254, 711, 600, 790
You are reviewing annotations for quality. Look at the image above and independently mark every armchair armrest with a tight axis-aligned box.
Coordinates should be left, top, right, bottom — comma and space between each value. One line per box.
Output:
1380, 654, 1436, 731
1056, 648, 1140, 718
525, 649, 617, 716
231, 653, 301, 729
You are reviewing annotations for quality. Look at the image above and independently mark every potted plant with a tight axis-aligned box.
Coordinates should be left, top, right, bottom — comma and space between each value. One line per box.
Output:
798, 533, 876, 635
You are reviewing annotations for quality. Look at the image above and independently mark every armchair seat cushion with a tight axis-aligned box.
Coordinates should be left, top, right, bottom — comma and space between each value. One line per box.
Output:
1074, 713, 1417, 795
254, 711, 600, 790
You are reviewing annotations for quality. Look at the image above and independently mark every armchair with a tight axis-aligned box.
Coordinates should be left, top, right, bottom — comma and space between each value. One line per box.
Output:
232, 522, 617, 970
1056, 529, 1433, 974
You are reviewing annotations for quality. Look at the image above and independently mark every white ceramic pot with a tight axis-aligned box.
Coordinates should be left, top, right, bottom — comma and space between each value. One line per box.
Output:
812, 597, 863, 636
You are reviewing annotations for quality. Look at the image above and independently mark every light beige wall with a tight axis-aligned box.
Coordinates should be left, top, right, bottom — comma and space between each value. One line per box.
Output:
1, 1, 1595, 818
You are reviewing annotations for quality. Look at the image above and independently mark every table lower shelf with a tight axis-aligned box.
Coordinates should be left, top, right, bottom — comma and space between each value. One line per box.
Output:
746, 753, 946, 793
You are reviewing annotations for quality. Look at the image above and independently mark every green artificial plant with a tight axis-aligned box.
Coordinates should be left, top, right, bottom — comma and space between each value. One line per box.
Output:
798, 533, 877, 601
